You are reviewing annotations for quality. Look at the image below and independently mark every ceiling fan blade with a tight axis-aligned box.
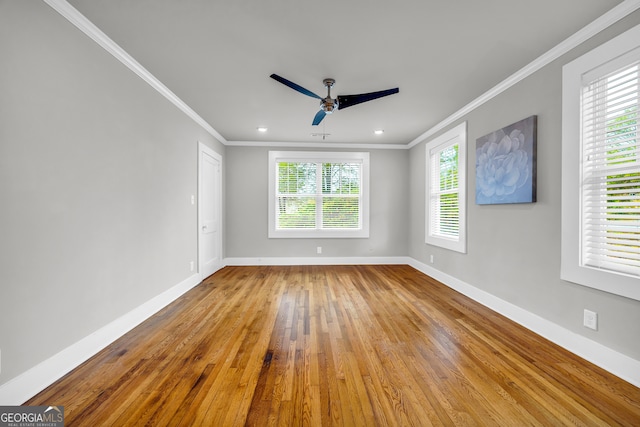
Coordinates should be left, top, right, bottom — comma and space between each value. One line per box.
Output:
312, 110, 326, 126
270, 74, 322, 100
337, 88, 399, 110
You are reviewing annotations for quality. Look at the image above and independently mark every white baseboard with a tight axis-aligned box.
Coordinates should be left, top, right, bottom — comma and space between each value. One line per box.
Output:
223, 256, 412, 266
2, 258, 638, 405
227, 256, 640, 387
0, 273, 202, 405
408, 259, 640, 388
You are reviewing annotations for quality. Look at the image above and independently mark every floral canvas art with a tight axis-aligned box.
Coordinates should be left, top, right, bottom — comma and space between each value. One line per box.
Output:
475, 116, 537, 204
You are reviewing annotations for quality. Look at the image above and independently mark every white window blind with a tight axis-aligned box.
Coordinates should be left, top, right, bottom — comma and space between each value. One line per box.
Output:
429, 144, 460, 239
276, 161, 362, 230
268, 151, 370, 238
276, 162, 317, 229
425, 122, 467, 253
581, 58, 640, 277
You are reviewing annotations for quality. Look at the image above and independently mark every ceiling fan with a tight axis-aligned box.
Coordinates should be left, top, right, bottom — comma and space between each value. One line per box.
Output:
270, 74, 399, 126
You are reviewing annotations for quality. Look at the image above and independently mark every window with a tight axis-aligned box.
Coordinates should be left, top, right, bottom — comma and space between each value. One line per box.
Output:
562, 23, 640, 301
426, 122, 467, 253
268, 151, 369, 238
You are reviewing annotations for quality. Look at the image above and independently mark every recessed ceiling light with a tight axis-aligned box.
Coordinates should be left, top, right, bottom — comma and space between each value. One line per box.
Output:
374, 129, 384, 135
257, 127, 268, 132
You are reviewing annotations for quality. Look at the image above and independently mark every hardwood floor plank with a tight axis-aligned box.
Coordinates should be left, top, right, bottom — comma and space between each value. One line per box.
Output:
25, 265, 640, 426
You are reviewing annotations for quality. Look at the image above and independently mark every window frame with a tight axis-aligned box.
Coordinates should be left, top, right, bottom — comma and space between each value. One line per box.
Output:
268, 151, 370, 239
425, 122, 467, 253
561, 23, 640, 302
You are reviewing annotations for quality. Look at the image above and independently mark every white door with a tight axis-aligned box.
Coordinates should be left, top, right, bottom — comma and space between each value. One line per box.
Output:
199, 143, 222, 279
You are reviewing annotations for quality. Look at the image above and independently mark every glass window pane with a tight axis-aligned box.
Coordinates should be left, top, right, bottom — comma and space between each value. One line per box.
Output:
322, 163, 361, 194
322, 196, 360, 228
277, 196, 316, 229
278, 162, 316, 194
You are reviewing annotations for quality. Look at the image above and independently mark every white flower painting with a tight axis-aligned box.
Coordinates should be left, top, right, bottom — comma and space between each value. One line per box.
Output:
475, 116, 537, 204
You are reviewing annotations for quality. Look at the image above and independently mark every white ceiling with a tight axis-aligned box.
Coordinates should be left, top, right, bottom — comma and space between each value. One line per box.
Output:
66, 0, 622, 146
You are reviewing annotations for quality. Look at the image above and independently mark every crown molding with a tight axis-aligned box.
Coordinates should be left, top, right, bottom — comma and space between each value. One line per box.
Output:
230, 0, 640, 150
43, 0, 639, 150
407, 0, 640, 148
42, 0, 227, 144
225, 140, 409, 149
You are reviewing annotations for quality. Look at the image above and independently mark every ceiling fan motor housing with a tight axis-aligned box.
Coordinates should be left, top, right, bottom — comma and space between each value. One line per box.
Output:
321, 97, 337, 113
322, 78, 337, 113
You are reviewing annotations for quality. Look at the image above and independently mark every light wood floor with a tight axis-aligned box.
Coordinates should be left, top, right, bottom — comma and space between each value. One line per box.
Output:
27, 265, 640, 426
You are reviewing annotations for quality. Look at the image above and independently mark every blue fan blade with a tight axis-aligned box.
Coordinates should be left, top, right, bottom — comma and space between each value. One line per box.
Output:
337, 88, 399, 110
312, 110, 326, 126
270, 74, 322, 100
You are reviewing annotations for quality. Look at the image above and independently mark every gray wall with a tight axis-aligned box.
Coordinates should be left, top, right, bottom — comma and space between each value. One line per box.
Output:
225, 146, 409, 259
409, 11, 640, 360
2, 0, 638, 395
0, 1, 224, 386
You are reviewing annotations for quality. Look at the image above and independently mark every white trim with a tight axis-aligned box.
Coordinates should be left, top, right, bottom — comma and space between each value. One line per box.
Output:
425, 122, 467, 253
268, 151, 370, 239
224, 256, 410, 266
42, 0, 227, 144
43, 0, 640, 149
407, 0, 640, 149
236, 0, 640, 149
226, 141, 408, 150
408, 259, 640, 388
0, 273, 202, 405
2, 258, 639, 403
198, 142, 224, 280
561, 22, 640, 301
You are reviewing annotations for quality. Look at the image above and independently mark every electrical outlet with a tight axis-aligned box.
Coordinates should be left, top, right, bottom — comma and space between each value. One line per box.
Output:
190, 261, 195, 272
583, 309, 598, 330
430, 255, 434, 264
317, 246, 322, 254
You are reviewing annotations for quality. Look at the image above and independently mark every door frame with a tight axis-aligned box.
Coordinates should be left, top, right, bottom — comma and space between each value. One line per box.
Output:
198, 141, 223, 280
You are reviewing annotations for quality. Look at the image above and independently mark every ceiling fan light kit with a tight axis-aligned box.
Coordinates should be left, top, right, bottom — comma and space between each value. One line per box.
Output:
270, 74, 399, 126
